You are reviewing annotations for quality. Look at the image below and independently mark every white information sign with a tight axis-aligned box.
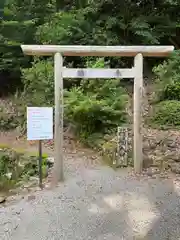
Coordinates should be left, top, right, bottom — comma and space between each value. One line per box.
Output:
27, 107, 53, 140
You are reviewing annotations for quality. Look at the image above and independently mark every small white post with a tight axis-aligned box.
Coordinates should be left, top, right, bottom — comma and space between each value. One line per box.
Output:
133, 53, 143, 173
51, 52, 64, 185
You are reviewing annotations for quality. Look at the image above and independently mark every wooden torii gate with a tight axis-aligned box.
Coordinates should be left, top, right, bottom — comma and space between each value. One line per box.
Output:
21, 45, 174, 185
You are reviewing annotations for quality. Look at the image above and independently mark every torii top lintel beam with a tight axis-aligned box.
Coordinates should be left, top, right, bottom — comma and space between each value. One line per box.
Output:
21, 45, 174, 57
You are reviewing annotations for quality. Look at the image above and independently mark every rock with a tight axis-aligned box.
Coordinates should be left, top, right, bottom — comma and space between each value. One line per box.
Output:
165, 153, 180, 162
169, 163, 180, 174
165, 137, 177, 148
146, 168, 153, 176
143, 140, 157, 151
5, 172, 12, 179
29, 176, 39, 182
146, 167, 160, 176
23, 181, 36, 189
33, 186, 42, 191
104, 134, 112, 141
154, 149, 163, 156
7, 195, 23, 203
0, 196, 6, 204
27, 195, 36, 201
47, 157, 54, 167
47, 157, 54, 163
20, 188, 29, 194
143, 155, 153, 168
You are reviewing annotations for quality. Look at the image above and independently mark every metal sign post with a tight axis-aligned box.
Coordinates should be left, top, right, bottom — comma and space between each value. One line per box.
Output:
27, 107, 53, 189
38, 140, 43, 188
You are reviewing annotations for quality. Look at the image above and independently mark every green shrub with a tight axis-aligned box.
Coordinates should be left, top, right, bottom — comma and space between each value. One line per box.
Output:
21, 58, 54, 106
21, 57, 129, 143
0, 114, 18, 131
64, 81, 128, 138
11, 59, 54, 134
151, 100, 180, 127
153, 50, 180, 101
0, 101, 19, 131
163, 82, 180, 101
64, 58, 129, 140
35, 12, 87, 45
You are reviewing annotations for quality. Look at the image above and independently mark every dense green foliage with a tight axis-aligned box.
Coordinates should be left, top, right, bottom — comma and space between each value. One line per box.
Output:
153, 50, 180, 101
21, 57, 128, 142
22, 59, 54, 106
1, 0, 180, 136
64, 72, 128, 139
1, 0, 180, 95
152, 100, 180, 127
0, 0, 55, 95
152, 50, 180, 127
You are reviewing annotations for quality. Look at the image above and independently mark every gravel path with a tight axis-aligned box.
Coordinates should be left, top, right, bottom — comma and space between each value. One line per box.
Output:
1, 150, 180, 240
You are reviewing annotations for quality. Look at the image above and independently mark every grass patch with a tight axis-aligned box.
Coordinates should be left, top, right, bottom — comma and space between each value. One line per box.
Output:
0, 143, 49, 157
0, 147, 52, 193
150, 100, 180, 129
